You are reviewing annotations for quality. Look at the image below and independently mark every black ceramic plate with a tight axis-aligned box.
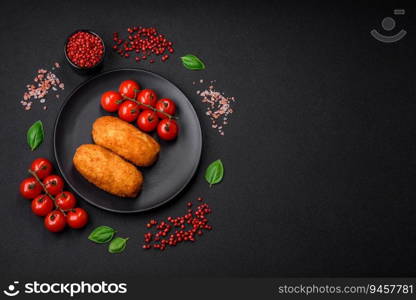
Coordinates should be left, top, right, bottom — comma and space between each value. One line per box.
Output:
54, 69, 202, 213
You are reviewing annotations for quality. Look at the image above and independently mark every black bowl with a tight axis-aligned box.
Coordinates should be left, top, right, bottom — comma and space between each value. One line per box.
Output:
64, 29, 105, 74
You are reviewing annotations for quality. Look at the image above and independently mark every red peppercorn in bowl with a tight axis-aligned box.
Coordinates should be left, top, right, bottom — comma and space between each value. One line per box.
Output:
65, 30, 105, 72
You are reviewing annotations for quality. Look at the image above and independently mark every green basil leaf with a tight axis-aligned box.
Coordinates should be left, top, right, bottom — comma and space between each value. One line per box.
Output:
27, 120, 44, 151
108, 237, 129, 254
88, 226, 116, 244
180, 54, 205, 70
204, 159, 224, 186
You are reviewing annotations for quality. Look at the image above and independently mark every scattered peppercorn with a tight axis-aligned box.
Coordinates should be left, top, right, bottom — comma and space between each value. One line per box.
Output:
142, 197, 212, 251
112, 26, 174, 64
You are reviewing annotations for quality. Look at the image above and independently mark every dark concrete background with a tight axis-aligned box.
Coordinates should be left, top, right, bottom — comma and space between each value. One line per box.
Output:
0, 0, 415, 286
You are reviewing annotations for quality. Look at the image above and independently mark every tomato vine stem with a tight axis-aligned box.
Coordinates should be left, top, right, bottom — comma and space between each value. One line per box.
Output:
119, 89, 178, 120
28, 169, 65, 214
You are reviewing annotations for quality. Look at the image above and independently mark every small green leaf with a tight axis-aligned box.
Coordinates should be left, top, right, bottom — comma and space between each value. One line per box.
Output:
88, 226, 116, 244
180, 54, 205, 70
108, 237, 129, 253
204, 159, 224, 187
27, 120, 44, 151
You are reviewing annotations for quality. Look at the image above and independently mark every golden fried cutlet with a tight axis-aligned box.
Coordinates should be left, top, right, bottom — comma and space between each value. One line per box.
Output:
73, 144, 143, 197
92, 116, 160, 167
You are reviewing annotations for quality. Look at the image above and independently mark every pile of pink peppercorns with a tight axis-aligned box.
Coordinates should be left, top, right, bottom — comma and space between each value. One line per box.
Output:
112, 26, 174, 64
66, 31, 104, 68
142, 197, 212, 251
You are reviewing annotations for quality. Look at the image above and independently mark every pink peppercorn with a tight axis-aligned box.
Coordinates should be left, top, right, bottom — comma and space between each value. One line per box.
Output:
142, 197, 212, 251
112, 26, 173, 64
66, 31, 104, 68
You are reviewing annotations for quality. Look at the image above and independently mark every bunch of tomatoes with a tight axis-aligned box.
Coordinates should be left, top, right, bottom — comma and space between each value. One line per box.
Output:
19, 158, 88, 233
100, 80, 179, 141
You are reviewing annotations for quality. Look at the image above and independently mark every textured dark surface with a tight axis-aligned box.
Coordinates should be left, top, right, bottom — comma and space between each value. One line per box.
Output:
0, 0, 416, 285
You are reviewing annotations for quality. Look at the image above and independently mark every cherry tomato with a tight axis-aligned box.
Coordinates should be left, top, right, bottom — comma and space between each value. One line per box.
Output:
20, 177, 42, 199
118, 100, 140, 122
31, 195, 54, 216
56, 191, 77, 210
119, 80, 140, 99
137, 110, 159, 132
136, 89, 157, 109
66, 208, 89, 229
43, 175, 64, 196
155, 98, 176, 119
44, 210, 66, 232
30, 158, 53, 180
100, 91, 123, 112
157, 119, 179, 141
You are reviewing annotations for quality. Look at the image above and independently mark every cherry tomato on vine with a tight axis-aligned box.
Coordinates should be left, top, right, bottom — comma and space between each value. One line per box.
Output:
30, 158, 53, 180
44, 210, 66, 232
119, 80, 140, 99
101, 91, 123, 112
20, 177, 42, 199
157, 119, 179, 141
31, 195, 54, 216
66, 208, 89, 229
155, 98, 176, 119
118, 100, 140, 122
43, 175, 64, 196
56, 191, 77, 210
137, 110, 159, 132
136, 89, 157, 109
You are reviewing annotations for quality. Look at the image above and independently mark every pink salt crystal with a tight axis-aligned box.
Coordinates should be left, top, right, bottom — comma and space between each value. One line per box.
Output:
196, 80, 236, 136
20, 63, 64, 110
